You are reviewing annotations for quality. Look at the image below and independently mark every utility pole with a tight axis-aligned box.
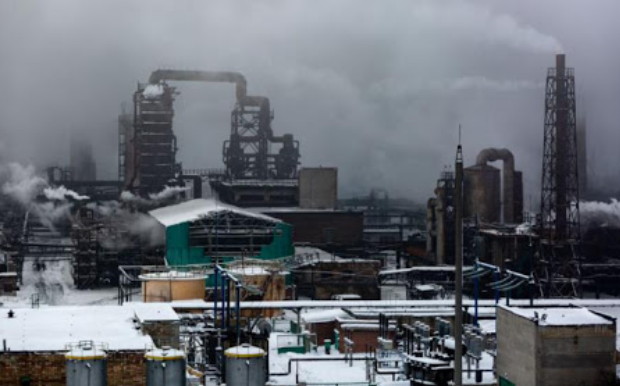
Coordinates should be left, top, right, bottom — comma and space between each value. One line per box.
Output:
454, 128, 464, 386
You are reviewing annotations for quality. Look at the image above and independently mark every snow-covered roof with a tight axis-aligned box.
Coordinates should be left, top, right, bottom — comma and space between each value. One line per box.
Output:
503, 306, 614, 326
132, 303, 179, 323
149, 198, 281, 227
0, 304, 154, 352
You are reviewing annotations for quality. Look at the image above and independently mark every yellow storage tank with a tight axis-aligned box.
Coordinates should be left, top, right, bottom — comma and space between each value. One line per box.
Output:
140, 271, 207, 302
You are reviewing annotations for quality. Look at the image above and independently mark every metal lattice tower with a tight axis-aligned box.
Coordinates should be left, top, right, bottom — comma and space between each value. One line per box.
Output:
539, 54, 581, 297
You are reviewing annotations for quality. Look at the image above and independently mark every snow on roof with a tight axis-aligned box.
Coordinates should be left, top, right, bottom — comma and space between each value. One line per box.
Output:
149, 198, 281, 227
138, 271, 208, 281
504, 306, 614, 326
132, 303, 179, 323
302, 308, 350, 324
0, 305, 154, 352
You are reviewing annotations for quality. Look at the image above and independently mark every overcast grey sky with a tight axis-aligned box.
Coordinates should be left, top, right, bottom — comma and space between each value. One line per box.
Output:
0, 0, 618, 202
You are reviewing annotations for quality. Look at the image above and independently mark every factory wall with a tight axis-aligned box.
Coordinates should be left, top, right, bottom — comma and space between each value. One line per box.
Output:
164, 222, 294, 266
0, 351, 145, 385
298, 167, 338, 209
293, 260, 381, 299
264, 211, 364, 247
537, 324, 616, 385
496, 307, 538, 386
141, 321, 181, 349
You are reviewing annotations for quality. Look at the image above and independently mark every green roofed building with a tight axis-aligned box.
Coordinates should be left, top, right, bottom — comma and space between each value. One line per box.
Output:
149, 199, 294, 266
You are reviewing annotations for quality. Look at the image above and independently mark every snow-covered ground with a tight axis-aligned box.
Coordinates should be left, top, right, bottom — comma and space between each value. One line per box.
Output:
0, 258, 118, 308
268, 333, 401, 385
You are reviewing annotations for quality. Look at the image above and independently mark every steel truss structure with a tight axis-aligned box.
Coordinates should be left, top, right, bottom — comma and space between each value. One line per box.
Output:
539, 54, 581, 297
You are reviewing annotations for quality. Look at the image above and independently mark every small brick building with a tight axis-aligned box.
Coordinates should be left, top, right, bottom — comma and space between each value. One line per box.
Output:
0, 303, 179, 385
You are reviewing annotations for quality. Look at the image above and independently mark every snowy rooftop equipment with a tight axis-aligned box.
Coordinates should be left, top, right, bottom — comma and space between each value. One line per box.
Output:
0, 305, 154, 352
503, 306, 614, 326
132, 303, 180, 323
149, 198, 281, 228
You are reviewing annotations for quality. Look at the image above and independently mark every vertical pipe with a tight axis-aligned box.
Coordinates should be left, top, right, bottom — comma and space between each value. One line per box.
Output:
454, 140, 464, 386
473, 275, 479, 327
220, 274, 226, 330
494, 271, 500, 304
226, 279, 231, 329
236, 283, 241, 346
214, 266, 219, 324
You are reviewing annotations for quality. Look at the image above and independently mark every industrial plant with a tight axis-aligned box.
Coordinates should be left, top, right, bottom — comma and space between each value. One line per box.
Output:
1, 2, 620, 386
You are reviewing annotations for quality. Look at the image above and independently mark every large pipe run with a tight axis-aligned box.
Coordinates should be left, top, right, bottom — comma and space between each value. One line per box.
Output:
149, 70, 247, 101
475, 148, 515, 223
148, 69, 279, 141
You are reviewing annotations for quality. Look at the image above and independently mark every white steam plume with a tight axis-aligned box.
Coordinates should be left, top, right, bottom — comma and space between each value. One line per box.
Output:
580, 199, 620, 229
0, 163, 89, 232
44, 185, 89, 201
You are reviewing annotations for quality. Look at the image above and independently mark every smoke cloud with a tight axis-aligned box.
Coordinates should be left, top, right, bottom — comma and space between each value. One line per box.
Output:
0, 1, 619, 202
580, 199, 620, 230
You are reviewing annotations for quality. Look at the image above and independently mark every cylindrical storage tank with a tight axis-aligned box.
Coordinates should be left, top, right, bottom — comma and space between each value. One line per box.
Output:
65, 343, 107, 386
140, 271, 207, 302
225, 344, 266, 386
464, 165, 500, 223
145, 347, 186, 386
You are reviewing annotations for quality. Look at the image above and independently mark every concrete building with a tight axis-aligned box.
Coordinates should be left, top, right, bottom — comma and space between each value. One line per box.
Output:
496, 306, 616, 386
298, 167, 338, 209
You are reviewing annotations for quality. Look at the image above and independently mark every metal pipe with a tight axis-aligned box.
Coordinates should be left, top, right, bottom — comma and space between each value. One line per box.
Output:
220, 273, 226, 330
226, 277, 231, 329
270, 357, 370, 377
236, 283, 242, 346
214, 266, 219, 324
148, 70, 247, 101
454, 139, 464, 386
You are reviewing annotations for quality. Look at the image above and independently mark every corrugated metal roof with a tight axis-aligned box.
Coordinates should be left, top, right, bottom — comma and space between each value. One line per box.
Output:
149, 198, 281, 227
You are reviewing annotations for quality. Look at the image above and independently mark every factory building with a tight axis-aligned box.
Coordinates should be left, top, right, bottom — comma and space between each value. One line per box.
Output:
0, 304, 179, 385
149, 199, 294, 266
427, 148, 524, 266
496, 306, 616, 386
